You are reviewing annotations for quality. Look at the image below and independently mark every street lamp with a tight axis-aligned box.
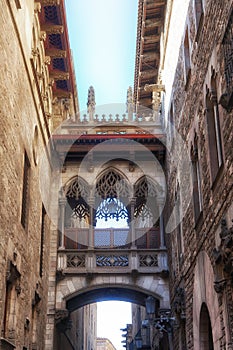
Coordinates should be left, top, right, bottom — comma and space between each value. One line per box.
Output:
145, 296, 175, 350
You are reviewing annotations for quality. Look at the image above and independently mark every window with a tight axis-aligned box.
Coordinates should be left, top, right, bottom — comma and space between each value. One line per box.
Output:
191, 135, 203, 223
40, 206, 46, 277
21, 152, 30, 229
206, 75, 223, 183
175, 184, 184, 262
199, 304, 214, 350
194, 0, 204, 41
220, 10, 233, 111
3, 262, 21, 340
184, 28, 191, 85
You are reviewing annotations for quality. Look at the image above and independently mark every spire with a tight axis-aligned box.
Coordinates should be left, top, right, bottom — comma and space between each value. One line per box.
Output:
87, 86, 96, 121
126, 86, 134, 121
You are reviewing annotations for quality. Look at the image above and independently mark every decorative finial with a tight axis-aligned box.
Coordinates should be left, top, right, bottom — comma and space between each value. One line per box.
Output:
87, 86, 96, 121
126, 86, 134, 121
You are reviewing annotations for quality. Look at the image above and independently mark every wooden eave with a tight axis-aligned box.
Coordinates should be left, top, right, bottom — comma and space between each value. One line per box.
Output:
134, 0, 166, 109
52, 133, 166, 162
38, 0, 77, 111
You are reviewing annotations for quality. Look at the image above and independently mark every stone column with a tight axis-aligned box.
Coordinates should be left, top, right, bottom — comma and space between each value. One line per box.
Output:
58, 196, 66, 249
158, 198, 165, 249
130, 197, 136, 248
88, 197, 94, 249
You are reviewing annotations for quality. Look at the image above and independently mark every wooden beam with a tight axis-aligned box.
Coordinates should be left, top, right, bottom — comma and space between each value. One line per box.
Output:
40, 0, 60, 5
143, 35, 160, 45
140, 69, 157, 80
50, 71, 69, 81
53, 90, 72, 98
46, 49, 67, 58
41, 24, 64, 34
140, 52, 159, 62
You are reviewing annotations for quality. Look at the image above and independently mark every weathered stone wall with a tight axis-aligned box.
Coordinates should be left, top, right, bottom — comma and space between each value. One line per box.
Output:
163, 0, 233, 348
0, 1, 51, 349
0, 1, 76, 349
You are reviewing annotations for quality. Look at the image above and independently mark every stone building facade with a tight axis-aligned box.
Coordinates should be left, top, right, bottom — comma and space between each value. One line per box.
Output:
0, 0, 78, 349
96, 338, 116, 350
159, 0, 233, 349
1, 0, 233, 349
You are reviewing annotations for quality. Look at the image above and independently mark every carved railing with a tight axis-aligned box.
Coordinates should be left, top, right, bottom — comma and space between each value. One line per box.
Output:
69, 112, 157, 124
64, 227, 160, 249
57, 249, 168, 274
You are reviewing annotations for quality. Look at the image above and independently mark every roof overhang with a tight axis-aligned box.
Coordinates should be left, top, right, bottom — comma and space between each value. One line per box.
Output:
39, 0, 78, 111
134, 0, 167, 110
52, 133, 166, 163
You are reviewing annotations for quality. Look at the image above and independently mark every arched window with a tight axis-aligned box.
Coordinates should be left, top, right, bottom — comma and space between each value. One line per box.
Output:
199, 303, 214, 350
134, 176, 160, 228
94, 170, 130, 247
184, 28, 191, 85
65, 177, 90, 229
191, 134, 203, 223
63, 177, 90, 248
206, 74, 223, 184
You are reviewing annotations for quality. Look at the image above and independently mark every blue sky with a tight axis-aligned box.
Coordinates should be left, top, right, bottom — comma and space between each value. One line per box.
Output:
65, 0, 138, 111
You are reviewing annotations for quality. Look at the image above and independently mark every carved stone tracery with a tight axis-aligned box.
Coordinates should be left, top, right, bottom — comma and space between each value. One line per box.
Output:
95, 170, 130, 199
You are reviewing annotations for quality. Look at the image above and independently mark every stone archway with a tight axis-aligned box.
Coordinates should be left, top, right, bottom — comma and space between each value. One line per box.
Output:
55, 274, 170, 311
193, 251, 221, 349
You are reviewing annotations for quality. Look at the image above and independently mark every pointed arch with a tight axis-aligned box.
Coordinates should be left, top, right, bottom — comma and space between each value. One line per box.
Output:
63, 177, 90, 229
199, 303, 214, 350
193, 251, 221, 349
134, 175, 163, 198
94, 168, 131, 225
64, 176, 90, 200
95, 167, 131, 200
134, 176, 163, 228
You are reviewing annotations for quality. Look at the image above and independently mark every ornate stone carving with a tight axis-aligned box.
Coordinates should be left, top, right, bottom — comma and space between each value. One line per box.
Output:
55, 309, 72, 332
39, 31, 46, 42
34, 2, 41, 13
44, 56, 51, 65
96, 254, 129, 267
213, 219, 233, 283
173, 287, 186, 320
31, 48, 39, 57
55, 309, 69, 324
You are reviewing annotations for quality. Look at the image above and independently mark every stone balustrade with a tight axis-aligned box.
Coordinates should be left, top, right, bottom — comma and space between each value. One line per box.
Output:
57, 248, 168, 275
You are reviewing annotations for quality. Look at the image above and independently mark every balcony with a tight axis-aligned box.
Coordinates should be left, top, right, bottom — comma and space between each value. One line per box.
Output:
57, 227, 168, 275
63, 227, 160, 249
